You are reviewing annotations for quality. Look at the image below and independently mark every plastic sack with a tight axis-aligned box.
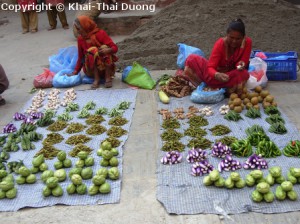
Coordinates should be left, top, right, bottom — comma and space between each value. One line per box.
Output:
177, 43, 205, 69
33, 68, 55, 88
246, 57, 268, 89
190, 82, 226, 104
52, 68, 82, 88
122, 65, 150, 81
123, 62, 156, 90
49, 46, 78, 74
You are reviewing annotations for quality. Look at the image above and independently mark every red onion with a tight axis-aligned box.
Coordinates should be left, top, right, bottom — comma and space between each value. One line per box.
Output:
23, 117, 35, 124
161, 151, 183, 165
13, 112, 26, 121
211, 142, 232, 158
30, 112, 44, 119
243, 154, 268, 170
191, 160, 214, 176
218, 155, 242, 172
186, 148, 208, 163
3, 123, 17, 133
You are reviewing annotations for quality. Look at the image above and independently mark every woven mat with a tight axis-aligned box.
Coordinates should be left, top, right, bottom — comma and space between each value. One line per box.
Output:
0, 88, 137, 212
156, 96, 300, 215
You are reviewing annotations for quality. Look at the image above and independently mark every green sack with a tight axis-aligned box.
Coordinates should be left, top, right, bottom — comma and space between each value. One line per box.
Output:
124, 62, 156, 90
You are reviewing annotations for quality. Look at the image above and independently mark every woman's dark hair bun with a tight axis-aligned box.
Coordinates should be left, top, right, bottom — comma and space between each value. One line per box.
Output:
227, 18, 246, 36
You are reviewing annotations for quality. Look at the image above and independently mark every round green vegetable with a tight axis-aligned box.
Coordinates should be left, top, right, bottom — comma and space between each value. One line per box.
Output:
230, 172, 240, 182
39, 163, 48, 172
214, 177, 225, 188
245, 174, 255, 187
46, 176, 59, 189
287, 171, 297, 184
265, 174, 275, 186
0, 170, 7, 179
275, 186, 286, 201
43, 186, 52, 197
250, 170, 263, 180
81, 167, 93, 180
5, 187, 17, 199
32, 154, 45, 167
203, 176, 213, 186
109, 157, 119, 167
111, 148, 119, 156
290, 167, 300, 178
54, 169, 67, 182
224, 177, 234, 189
256, 182, 270, 194
75, 159, 85, 168
71, 174, 82, 185
287, 190, 298, 201
0, 181, 14, 191
92, 175, 106, 186
100, 159, 109, 167
101, 141, 112, 151
281, 181, 293, 192
234, 179, 246, 188
77, 151, 88, 160
66, 183, 76, 195
88, 185, 99, 196
52, 185, 63, 197
251, 190, 263, 202
30, 167, 40, 174
275, 176, 286, 184
76, 183, 87, 195
68, 168, 82, 178
2, 174, 14, 182
41, 170, 54, 182
0, 190, 6, 199
57, 151, 67, 161
26, 174, 37, 184
63, 159, 72, 168
18, 166, 31, 177
269, 166, 282, 178
54, 161, 63, 170
108, 167, 119, 180
97, 148, 103, 156
263, 191, 275, 203
208, 170, 220, 182
16, 176, 26, 185
99, 182, 111, 194
96, 168, 108, 178
85, 157, 94, 167
102, 150, 113, 160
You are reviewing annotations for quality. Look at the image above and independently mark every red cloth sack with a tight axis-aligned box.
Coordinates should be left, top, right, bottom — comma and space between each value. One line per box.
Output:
33, 69, 55, 88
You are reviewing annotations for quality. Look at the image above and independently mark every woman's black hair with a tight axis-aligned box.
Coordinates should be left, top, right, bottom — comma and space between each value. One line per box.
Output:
226, 18, 245, 36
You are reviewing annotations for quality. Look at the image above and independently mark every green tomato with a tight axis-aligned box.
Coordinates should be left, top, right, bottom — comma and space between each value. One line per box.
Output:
102, 150, 113, 160
77, 151, 88, 160
52, 185, 64, 197
41, 170, 54, 183
76, 183, 87, 195
0, 170, 7, 179
84, 157, 94, 167
68, 168, 82, 179
39, 163, 48, 172
46, 176, 59, 189
92, 175, 106, 186
71, 174, 82, 185
54, 161, 63, 170
57, 151, 67, 161
75, 159, 85, 168
54, 169, 67, 182
66, 183, 76, 195
0, 189, 6, 199
96, 168, 108, 178
0, 181, 14, 191
108, 167, 119, 180
97, 148, 103, 157
43, 186, 52, 197
88, 185, 99, 196
16, 176, 26, 185
30, 167, 40, 174
109, 157, 119, 167
32, 154, 45, 167
63, 159, 72, 168
18, 166, 31, 177
5, 187, 17, 199
100, 159, 109, 167
81, 167, 93, 180
111, 148, 119, 156
26, 174, 37, 184
99, 182, 111, 194
101, 141, 112, 151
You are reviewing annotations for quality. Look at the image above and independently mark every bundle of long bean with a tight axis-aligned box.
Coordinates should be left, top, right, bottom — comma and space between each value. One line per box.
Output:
161, 129, 183, 141
209, 125, 231, 136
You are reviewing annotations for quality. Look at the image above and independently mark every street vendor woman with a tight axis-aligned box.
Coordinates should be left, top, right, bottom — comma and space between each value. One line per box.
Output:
69, 15, 118, 89
183, 18, 252, 95
0, 64, 9, 106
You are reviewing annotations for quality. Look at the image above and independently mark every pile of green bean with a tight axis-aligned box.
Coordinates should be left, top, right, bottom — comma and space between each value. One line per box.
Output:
184, 127, 207, 138
35, 143, 61, 159
256, 140, 281, 158
162, 118, 181, 129
69, 143, 93, 157
230, 139, 253, 157
107, 126, 127, 138
108, 116, 129, 126
85, 115, 105, 125
101, 137, 121, 148
66, 123, 86, 134
283, 140, 300, 157
188, 116, 209, 127
209, 125, 231, 136
42, 133, 64, 145
215, 136, 238, 146
269, 122, 287, 134
47, 120, 68, 132
161, 129, 183, 141
187, 137, 212, 149
161, 140, 185, 152
66, 134, 92, 145
86, 124, 107, 135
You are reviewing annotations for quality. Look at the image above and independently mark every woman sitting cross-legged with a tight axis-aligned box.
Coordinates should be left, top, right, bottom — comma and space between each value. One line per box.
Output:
182, 18, 252, 96
69, 16, 118, 88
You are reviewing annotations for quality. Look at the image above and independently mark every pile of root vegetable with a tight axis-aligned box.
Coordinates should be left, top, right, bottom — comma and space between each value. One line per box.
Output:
158, 85, 300, 203
0, 88, 133, 202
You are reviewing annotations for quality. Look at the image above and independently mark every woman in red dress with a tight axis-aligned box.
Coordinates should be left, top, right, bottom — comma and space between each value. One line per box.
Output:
183, 19, 252, 95
69, 16, 118, 88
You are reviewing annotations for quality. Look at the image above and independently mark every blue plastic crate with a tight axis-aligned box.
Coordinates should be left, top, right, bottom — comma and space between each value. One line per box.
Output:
250, 50, 298, 81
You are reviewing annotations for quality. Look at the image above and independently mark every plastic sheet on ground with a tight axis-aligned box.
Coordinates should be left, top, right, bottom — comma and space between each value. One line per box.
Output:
156, 96, 300, 215
0, 88, 137, 211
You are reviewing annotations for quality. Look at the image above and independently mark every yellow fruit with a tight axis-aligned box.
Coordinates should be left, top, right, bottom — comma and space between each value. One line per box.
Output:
263, 101, 271, 109
243, 87, 248, 94
246, 102, 253, 109
272, 101, 278, 107
243, 98, 250, 104
251, 97, 259, 105
234, 106, 243, 113
249, 92, 259, 98
233, 98, 242, 106
265, 95, 274, 103
258, 96, 263, 103
254, 86, 262, 93
260, 90, 269, 98
158, 90, 170, 104
229, 104, 235, 110
253, 104, 260, 110
230, 93, 239, 100
240, 93, 247, 100
241, 104, 245, 110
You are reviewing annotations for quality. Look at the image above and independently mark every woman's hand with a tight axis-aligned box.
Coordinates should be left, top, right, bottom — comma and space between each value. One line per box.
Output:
99, 47, 112, 55
67, 71, 77, 76
215, 72, 229, 82
236, 61, 245, 70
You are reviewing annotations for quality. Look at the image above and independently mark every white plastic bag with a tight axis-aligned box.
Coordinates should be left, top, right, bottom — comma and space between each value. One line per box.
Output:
246, 57, 268, 89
